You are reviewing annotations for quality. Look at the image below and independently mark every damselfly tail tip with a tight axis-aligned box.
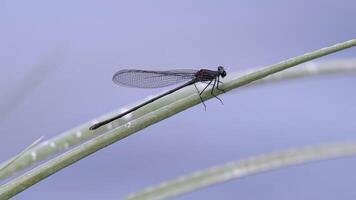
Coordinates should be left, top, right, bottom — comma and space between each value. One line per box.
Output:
89, 123, 100, 130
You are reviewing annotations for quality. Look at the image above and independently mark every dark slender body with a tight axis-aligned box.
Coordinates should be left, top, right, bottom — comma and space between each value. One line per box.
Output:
90, 67, 226, 130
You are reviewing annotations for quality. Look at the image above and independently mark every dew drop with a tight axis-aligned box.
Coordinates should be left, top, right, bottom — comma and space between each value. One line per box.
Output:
31, 151, 37, 160
75, 131, 82, 138
49, 142, 56, 148
125, 122, 132, 128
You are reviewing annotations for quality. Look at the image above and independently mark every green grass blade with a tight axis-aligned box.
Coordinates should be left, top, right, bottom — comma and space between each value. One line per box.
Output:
0, 137, 43, 173
0, 39, 355, 199
124, 142, 356, 200
2, 59, 355, 182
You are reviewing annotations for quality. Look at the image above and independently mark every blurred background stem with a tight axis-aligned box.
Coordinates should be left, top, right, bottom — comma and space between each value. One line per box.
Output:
124, 142, 356, 200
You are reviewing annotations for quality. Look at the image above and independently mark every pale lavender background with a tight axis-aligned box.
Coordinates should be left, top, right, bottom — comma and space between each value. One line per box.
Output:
1, 0, 356, 199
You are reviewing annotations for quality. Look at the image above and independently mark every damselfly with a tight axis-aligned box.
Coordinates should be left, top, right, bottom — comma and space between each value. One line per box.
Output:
90, 66, 227, 130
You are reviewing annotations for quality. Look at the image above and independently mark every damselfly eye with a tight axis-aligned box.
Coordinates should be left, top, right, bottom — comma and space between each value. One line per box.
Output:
218, 66, 226, 77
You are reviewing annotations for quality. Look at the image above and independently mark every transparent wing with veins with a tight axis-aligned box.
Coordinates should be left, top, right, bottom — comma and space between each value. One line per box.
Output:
112, 69, 198, 88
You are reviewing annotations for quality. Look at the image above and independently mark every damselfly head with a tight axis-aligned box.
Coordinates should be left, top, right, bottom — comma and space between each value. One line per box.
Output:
218, 66, 226, 78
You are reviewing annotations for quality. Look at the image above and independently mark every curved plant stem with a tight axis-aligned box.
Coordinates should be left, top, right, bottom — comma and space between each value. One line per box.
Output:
2, 58, 356, 181
0, 137, 43, 173
123, 142, 356, 200
0, 39, 355, 199
248, 59, 356, 87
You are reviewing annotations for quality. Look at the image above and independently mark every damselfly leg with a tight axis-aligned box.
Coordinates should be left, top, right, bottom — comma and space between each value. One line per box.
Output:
210, 78, 224, 105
